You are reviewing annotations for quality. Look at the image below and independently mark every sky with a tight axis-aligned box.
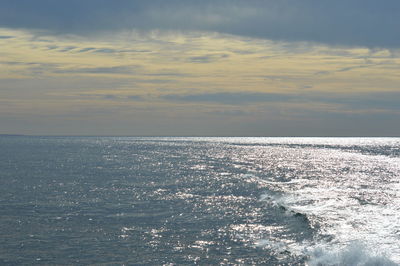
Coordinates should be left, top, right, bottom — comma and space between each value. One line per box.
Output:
1, 0, 400, 136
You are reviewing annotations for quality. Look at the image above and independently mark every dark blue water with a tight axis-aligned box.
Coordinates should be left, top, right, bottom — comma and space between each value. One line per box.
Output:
0, 136, 399, 265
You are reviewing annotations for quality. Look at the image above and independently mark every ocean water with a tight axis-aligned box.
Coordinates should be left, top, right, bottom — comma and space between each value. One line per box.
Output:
0, 136, 399, 265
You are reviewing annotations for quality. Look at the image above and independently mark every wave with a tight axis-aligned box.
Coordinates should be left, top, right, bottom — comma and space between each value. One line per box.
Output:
307, 242, 398, 266
258, 191, 399, 265
260, 191, 317, 229
255, 240, 398, 265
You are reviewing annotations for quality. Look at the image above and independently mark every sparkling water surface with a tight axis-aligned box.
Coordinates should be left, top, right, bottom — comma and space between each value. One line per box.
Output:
0, 136, 399, 265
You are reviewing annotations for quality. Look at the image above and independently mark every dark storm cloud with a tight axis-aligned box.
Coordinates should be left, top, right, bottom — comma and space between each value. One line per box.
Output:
1, 0, 399, 48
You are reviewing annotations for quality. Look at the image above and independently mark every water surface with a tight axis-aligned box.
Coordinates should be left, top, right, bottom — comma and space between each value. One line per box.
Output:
0, 136, 399, 265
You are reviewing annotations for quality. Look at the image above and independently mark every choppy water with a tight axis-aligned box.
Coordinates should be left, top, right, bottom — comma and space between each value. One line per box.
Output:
0, 136, 399, 265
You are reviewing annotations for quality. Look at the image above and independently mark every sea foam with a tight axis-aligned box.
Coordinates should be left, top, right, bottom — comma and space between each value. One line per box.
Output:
307, 242, 397, 266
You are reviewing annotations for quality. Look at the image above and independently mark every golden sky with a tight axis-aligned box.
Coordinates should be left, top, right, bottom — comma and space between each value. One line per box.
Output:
1, 1, 400, 136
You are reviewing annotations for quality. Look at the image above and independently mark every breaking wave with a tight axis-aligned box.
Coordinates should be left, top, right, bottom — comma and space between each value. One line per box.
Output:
307, 242, 398, 266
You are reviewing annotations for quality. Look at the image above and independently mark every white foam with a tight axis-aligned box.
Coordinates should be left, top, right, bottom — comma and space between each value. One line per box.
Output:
307, 242, 398, 266
254, 238, 398, 266
257, 189, 400, 264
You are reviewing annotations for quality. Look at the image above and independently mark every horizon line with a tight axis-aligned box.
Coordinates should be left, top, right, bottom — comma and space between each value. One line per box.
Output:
1, 134, 400, 138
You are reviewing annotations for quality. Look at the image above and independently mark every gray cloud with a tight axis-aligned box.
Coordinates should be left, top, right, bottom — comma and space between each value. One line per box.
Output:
0, 0, 399, 48
58, 46, 77, 52
92, 48, 151, 54
55, 65, 138, 74
0, 35, 14, 39
0, 61, 39, 66
74, 47, 151, 54
187, 54, 229, 63
206, 109, 249, 116
163, 92, 293, 104
103, 94, 117, 100
77, 47, 96, 53
126, 95, 143, 101
146, 72, 190, 77
333, 92, 400, 111
93, 48, 117, 54
78, 94, 144, 101
188, 56, 214, 64
314, 61, 390, 76
163, 91, 400, 112
1, 62, 62, 75
46, 45, 59, 50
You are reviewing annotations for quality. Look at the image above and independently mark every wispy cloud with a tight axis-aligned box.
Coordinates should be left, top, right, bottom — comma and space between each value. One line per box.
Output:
146, 72, 190, 77
314, 61, 391, 76
187, 54, 229, 63
78, 93, 144, 101
55, 65, 138, 74
92, 48, 117, 54
90, 48, 152, 54
46, 45, 59, 50
77, 47, 96, 53
73, 47, 151, 54
58, 46, 77, 52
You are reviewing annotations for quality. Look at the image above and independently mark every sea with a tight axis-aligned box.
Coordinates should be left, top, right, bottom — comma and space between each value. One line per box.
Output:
0, 136, 399, 265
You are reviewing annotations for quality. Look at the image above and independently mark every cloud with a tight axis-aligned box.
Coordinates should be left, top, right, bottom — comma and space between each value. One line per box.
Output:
188, 56, 215, 64
0, 61, 62, 75
314, 59, 396, 76
77, 47, 96, 53
74, 47, 151, 54
206, 109, 249, 116
187, 54, 229, 63
92, 48, 117, 54
163, 92, 293, 104
0, 35, 14, 39
58, 46, 77, 52
126, 95, 143, 101
162, 91, 400, 112
0, 61, 39, 66
146, 72, 190, 77
332, 91, 400, 111
103, 94, 117, 100
54, 65, 138, 74
0, 0, 399, 48
46, 45, 59, 50
77, 94, 144, 102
